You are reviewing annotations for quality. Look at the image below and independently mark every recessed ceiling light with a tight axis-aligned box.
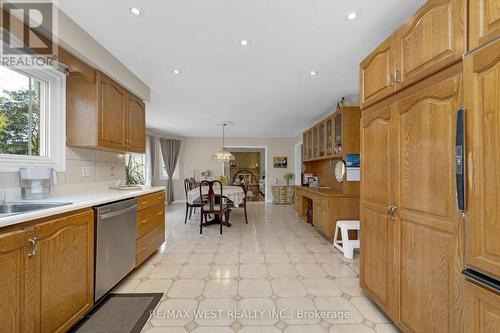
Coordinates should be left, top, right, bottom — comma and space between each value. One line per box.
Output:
240, 39, 251, 46
346, 10, 360, 21
172, 69, 181, 75
130, 7, 144, 16
309, 71, 318, 76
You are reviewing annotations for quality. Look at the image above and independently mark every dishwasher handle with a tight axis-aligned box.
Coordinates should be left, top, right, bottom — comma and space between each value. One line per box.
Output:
99, 205, 137, 220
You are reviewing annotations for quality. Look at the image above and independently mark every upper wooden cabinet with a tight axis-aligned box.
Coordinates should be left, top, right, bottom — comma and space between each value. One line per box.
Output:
360, 34, 397, 108
396, 0, 466, 89
469, 0, 500, 49
126, 91, 146, 153
360, 0, 466, 109
97, 72, 127, 150
66, 54, 146, 153
464, 38, 500, 280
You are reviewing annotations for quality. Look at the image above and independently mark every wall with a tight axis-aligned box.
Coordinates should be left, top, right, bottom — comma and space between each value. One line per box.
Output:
173, 137, 299, 202
0, 147, 125, 200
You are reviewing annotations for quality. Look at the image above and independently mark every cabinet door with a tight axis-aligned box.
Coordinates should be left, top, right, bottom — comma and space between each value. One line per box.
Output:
469, 0, 500, 49
308, 130, 313, 160
30, 210, 94, 333
464, 39, 500, 280
319, 122, 325, 157
326, 118, 333, 156
98, 73, 126, 150
126, 93, 146, 153
302, 132, 307, 161
396, 0, 466, 89
395, 73, 463, 333
360, 104, 397, 319
313, 126, 319, 159
465, 281, 500, 333
0, 230, 28, 333
360, 33, 397, 108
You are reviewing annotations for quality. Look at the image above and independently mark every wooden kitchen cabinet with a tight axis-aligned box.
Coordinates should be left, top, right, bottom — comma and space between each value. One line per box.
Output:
359, 103, 397, 320
464, 38, 500, 280
469, 0, 500, 49
136, 192, 166, 267
97, 72, 127, 150
360, 33, 397, 108
395, 73, 463, 333
28, 210, 94, 333
126, 92, 146, 153
0, 230, 29, 333
465, 281, 500, 333
66, 55, 146, 153
396, 0, 466, 89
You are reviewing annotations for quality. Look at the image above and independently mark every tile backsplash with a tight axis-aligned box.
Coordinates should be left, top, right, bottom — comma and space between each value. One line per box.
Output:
0, 147, 126, 200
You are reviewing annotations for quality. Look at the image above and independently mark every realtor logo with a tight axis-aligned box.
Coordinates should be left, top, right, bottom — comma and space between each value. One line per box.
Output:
1, 0, 57, 67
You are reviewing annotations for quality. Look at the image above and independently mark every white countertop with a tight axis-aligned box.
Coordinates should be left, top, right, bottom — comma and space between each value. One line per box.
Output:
0, 186, 165, 229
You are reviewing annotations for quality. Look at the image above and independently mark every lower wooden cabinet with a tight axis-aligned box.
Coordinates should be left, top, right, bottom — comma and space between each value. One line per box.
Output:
0, 210, 94, 333
465, 281, 500, 333
136, 192, 166, 267
0, 230, 29, 333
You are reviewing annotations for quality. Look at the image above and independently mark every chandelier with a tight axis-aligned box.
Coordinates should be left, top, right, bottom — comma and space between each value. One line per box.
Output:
213, 122, 235, 162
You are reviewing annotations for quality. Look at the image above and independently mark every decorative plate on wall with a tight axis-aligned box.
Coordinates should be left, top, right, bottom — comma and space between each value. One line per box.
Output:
334, 160, 346, 182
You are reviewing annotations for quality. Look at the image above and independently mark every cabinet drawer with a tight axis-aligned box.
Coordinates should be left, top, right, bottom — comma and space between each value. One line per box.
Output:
137, 191, 165, 210
136, 224, 165, 267
137, 203, 165, 239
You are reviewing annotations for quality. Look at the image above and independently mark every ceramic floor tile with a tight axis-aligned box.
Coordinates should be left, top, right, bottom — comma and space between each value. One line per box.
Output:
192, 327, 234, 333
238, 326, 282, 333
167, 279, 205, 298
214, 253, 239, 264
322, 263, 358, 278
149, 264, 183, 279
285, 325, 329, 332
195, 298, 237, 326
209, 264, 238, 279
374, 324, 400, 333
289, 252, 316, 264
334, 278, 365, 296
134, 279, 173, 293
239, 279, 273, 298
295, 264, 328, 278
204, 279, 238, 298
267, 264, 298, 278
351, 297, 391, 324
240, 253, 265, 264
237, 298, 278, 326
271, 278, 307, 297
302, 278, 342, 297
149, 298, 198, 327
314, 297, 364, 324
188, 253, 215, 264
264, 253, 291, 264
276, 297, 320, 325
240, 264, 268, 278
179, 264, 211, 279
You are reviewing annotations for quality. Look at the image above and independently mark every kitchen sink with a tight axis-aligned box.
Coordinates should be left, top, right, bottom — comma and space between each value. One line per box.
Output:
0, 202, 71, 217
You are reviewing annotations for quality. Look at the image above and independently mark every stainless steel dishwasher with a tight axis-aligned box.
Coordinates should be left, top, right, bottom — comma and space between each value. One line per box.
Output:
94, 198, 137, 301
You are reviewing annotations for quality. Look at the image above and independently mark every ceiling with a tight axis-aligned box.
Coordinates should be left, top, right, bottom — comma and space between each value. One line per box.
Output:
58, 0, 425, 138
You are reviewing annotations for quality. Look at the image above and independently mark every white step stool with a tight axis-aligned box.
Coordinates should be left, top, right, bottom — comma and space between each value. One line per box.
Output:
333, 220, 360, 259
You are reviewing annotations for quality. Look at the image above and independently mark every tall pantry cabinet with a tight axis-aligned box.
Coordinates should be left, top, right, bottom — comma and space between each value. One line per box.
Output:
360, 0, 500, 332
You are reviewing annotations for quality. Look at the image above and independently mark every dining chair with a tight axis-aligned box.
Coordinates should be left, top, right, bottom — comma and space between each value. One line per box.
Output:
184, 178, 202, 224
199, 180, 231, 234
226, 183, 249, 224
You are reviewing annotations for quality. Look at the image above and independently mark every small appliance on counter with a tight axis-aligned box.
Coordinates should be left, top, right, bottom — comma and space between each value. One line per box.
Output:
19, 167, 57, 199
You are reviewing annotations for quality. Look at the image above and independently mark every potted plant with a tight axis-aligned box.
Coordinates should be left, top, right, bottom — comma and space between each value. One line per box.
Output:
125, 155, 145, 186
283, 173, 294, 186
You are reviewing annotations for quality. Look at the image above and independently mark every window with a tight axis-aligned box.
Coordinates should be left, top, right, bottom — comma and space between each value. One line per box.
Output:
0, 65, 65, 171
159, 142, 179, 180
125, 153, 145, 185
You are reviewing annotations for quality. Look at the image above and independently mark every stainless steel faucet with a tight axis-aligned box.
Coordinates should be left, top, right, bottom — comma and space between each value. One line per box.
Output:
0, 191, 6, 206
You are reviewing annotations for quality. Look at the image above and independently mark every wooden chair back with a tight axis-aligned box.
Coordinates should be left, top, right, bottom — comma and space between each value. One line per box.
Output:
199, 180, 224, 213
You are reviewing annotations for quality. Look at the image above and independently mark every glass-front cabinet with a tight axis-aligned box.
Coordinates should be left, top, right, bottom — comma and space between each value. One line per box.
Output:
326, 117, 333, 156
302, 132, 307, 161
334, 113, 342, 155
313, 126, 319, 159
319, 122, 325, 157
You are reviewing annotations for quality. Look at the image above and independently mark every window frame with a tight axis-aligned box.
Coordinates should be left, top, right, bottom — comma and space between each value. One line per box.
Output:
0, 66, 66, 172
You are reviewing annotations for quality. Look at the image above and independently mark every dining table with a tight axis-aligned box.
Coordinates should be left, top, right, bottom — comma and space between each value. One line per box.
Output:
187, 184, 246, 226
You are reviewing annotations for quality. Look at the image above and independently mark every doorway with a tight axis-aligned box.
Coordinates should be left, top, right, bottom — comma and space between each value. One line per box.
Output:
295, 142, 303, 186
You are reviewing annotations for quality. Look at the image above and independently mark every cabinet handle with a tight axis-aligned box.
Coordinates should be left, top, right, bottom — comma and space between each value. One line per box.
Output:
388, 73, 395, 86
455, 107, 466, 212
387, 205, 393, 216
28, 237, 38, 258
394, 69, 400, 83
157, 211, 163, 216
140, 219, 148, 224
141, 246, 146, 251
141, 200, 148, 205
388, 206, 398, 219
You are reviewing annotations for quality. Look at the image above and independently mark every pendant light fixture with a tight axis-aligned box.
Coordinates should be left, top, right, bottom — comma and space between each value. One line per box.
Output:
213, 122, 235, 162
